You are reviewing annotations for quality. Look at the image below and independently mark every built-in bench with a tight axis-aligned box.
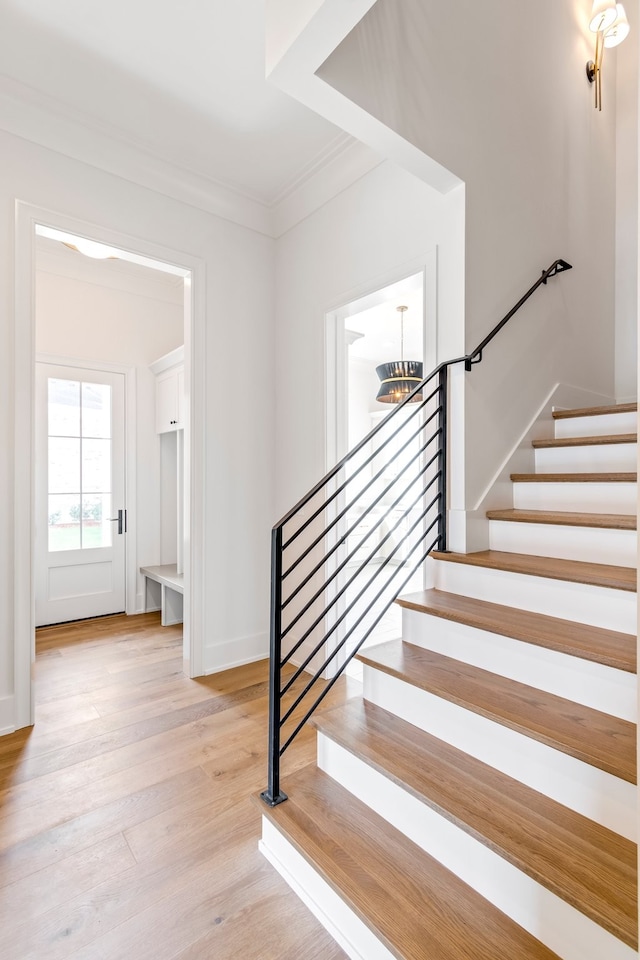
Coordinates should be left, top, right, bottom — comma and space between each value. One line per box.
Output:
140, 564, 184, 626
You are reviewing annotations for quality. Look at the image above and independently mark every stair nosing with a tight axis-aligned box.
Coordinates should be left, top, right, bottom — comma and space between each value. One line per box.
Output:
485, 509, 636, 530
311, 699, 638, 949
395, 589, 636, 672
432, 549, 637, 592
510, 472, 636, 483
553, 403, 637, 420
356, 639, 637, 784
532, 433, 636, 448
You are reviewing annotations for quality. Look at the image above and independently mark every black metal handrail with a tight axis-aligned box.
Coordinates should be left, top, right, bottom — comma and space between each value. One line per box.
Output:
261, 258, 572, 806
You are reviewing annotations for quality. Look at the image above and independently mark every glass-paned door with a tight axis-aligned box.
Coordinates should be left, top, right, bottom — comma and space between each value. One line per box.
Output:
35, 363, 126, 626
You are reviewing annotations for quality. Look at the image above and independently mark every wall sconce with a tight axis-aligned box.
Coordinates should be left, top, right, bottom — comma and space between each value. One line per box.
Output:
586, 1, 630, 111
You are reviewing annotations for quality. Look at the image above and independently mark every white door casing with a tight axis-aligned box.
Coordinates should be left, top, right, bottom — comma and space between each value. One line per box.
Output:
35, 363, 126, 626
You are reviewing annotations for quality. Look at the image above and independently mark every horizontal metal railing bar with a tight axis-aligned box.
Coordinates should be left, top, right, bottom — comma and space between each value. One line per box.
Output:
272, 259, 570, 538
281, 424, 441, 602
280, 503, 440, 706
281, 446, 442, 621
282, 412, 442, 581
280, 468, 441, 661
282, 391, 441, 556
274, 371, 446, 532
280, 456, 442, 644
278, 533, 441, 754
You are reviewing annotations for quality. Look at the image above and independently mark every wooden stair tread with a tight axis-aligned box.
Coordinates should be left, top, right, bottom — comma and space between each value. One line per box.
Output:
356, 640, 637, 783
312, 700, 638, 949
432, 549, 637, 592
257, 765, 564, 960
532, 433, 636, 448
396, 589, 636, 672
511, 472, 636, 483
553, 403, 637, 419
485, 508, 636, 530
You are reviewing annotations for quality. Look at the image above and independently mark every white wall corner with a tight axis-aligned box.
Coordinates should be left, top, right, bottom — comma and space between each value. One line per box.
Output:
203, 631, 269, 675
0, 696, 16, 737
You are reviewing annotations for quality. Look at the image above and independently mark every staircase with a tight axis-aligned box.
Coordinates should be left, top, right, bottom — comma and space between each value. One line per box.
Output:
257, 402, 638, 960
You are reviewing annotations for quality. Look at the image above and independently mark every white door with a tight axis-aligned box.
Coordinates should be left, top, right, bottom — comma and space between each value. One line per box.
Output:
35, 363, 126, 626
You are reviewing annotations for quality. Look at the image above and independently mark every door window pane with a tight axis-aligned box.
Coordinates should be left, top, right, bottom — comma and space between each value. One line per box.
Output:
48, 379, 80, 436
47, 378, 114, 551
48, 494, 81, 551
82, 383, 111, 438
48, 437, 80, 493
82, 494, 112, 548
82, 439, 111, 493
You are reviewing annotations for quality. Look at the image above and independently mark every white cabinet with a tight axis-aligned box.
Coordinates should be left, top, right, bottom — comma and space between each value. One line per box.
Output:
150, 347, 184, 434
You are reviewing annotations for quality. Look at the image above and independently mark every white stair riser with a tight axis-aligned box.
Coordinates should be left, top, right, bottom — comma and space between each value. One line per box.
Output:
260, 821, 392, 960
534, 443, 636, 473
318, 736, 636, 960
402, 609, 635, 721
362, 667, 636, 842
554, 412, 637, 438
433, 560, 636, 634
489, 520, 635, 567
513, 481, 636, 515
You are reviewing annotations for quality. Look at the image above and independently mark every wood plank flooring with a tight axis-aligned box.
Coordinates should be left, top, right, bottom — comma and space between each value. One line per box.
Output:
0, 613, 354, 960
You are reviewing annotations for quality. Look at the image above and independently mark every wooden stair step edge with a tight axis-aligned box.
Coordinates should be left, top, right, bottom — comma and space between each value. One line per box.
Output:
431, 550, 637, 593
311, 699, 638, 949
553, 403, 637, 420
532, 433, 637, 448
257, 765, 564, 960
485, 509, 636, 530
511, 472, 637, 483
395, 589, 636, 672
355, 640, 636, 784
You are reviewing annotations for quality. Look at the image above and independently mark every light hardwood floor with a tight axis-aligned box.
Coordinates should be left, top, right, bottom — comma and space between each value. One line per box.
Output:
0, 613, 354, 960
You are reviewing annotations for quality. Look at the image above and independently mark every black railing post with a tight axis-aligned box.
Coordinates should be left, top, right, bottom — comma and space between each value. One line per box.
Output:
438, 364, 448, 551
261, 525, 288, 806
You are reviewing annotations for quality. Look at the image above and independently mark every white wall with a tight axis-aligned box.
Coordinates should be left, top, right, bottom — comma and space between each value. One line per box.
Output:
35, 250, 184, 612
2, 128, 275, 731
615, 18, 639, 401
318, 0, 620, 513
274, 159, 462, 518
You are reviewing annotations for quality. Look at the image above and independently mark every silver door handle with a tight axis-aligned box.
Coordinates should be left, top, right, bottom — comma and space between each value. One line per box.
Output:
109, 509, 126, 534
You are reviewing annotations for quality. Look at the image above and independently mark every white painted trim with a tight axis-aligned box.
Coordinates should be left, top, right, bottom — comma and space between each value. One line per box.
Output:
148, 346, 185, 377
0, 77, 386, 240
202, 632, 269, 675
260, 820, 393, 960
324, 252, 439, 471
0, 696, 16, 737
35, 353, 138, 617
14, 201, 207, 729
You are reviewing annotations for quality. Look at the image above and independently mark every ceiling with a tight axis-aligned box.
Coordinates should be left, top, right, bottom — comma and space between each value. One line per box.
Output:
0, 0, 348, 205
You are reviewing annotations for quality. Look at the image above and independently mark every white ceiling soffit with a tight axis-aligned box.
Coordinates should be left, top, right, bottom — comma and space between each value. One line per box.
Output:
0, 0, 378, 236
265, 0, 461, 195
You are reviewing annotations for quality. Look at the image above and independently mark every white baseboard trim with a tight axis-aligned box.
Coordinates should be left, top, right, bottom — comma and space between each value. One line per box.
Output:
202, 631, 269, 675
0, 696, 16, 737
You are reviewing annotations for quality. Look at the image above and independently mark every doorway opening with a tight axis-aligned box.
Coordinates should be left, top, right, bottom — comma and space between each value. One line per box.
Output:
14, 204, 206, 730
326, 269, 433, 680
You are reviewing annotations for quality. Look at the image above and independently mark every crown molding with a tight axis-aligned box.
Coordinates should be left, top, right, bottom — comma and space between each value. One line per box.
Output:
0, 75, 274, 236
0, 73, 392, 242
